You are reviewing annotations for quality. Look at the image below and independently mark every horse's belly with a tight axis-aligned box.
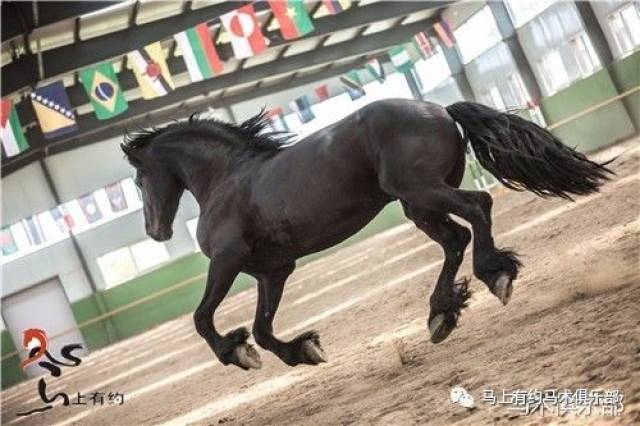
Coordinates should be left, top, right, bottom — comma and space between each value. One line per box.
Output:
255, 199, 389, 261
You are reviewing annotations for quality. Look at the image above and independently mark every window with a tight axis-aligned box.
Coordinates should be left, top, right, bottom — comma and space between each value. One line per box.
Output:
570, 32, 600, 77
97, 247, 137, 288
504, 0, 557, 28
537, 50, 570, 95
413, 45, 452, 93
129, 239, 170, 271
608, 3, 640, 58
97, 239, 170, 288
506, 73, 530, 107
454, 6, 503, 64
483, 86, 507, 111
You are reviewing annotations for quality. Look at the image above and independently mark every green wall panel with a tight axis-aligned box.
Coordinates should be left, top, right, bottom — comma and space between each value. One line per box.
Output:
1, 330, 25, 390
72, 295, 113, 350
540, 68, 635, 153
609, 51, 640, 130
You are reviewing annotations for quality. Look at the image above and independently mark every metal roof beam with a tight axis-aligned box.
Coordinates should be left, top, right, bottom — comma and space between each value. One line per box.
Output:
1, 1, 122, 41
2, 13, 439, 176
2, 58, 369, 176
4, 1, 441, 98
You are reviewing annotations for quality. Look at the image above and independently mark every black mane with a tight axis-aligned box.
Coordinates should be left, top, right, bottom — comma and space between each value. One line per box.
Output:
121, 109, 295, 161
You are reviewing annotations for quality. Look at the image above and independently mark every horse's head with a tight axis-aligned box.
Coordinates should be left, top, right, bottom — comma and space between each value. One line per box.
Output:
121, 131, 184, 242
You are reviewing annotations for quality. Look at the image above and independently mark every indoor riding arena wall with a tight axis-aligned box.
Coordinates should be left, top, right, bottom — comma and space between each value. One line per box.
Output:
2, 51, 638, 392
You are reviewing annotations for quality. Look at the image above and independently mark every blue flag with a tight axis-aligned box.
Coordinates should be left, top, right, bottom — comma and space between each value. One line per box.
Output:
30, 81, 78, 139
289, 95, 315, 123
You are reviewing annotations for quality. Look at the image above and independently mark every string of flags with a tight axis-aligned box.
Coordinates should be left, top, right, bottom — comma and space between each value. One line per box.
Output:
1, 180, 136, 256
1, 0, 457, 159
266, 17, 457, 127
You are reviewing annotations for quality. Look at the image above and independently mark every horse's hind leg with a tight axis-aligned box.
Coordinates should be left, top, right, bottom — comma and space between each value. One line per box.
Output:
252, 264, 327, 366
394, 184, 521, 305
402, 203, 472, 343
463, 190, 522, 304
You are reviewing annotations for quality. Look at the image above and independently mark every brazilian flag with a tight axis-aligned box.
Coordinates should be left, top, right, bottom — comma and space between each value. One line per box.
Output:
79, 62, 128, 120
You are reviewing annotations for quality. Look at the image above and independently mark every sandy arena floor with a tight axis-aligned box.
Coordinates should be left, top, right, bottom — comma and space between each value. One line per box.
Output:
1, 138, 639, 426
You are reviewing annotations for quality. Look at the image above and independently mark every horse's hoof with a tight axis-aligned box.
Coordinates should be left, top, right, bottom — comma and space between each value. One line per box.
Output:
493, 273, 513, 305
429, 314, 453, 344
232, 343, 262, 370
301, 338, 327, 364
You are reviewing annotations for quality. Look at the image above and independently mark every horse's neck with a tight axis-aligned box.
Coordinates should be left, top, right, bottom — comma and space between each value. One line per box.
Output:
170, 143, 237, 206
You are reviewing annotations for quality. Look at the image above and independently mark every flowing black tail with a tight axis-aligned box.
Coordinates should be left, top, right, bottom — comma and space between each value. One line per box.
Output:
446, 101, 613, 200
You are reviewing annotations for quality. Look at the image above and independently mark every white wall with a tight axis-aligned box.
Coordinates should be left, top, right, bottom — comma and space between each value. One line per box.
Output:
1, 124, 202, 300
45, 136, 133, 203
1, 239, 92, 303
2, 163, 58, 225
590, 0, 635, 59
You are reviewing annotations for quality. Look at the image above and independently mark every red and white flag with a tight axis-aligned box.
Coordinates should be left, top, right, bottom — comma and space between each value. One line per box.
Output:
220, 4, 267, 59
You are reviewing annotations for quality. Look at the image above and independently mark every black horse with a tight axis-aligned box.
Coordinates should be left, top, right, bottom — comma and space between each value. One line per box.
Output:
122, 99, 611, 370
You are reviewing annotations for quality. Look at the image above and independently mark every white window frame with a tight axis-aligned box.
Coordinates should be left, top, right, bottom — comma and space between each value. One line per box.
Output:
607, 3, 640, 58
537, 49, 571, 95
453, 6, 503, 64
413, 45, 452, 93
569, 32, 600, 78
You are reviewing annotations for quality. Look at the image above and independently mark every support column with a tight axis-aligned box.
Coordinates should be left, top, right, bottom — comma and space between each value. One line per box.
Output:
575, 1, 613, 65
224, 103, 237, 123
39, 159, 118, 343
575, 1, 635, 131
404, 68, 424, 101
437, 36, 476, 101
487, 1, 542, 101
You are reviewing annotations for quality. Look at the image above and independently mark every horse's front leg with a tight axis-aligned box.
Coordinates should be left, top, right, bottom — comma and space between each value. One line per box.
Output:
252, 264, 327, 366
194, 253, 262, 370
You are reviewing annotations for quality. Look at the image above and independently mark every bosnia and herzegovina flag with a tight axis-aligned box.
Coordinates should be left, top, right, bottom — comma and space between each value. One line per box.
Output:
128, 42, 175, 99
268, 0, 314, 40
30, 81, 78, 139
79, 62, 128, 120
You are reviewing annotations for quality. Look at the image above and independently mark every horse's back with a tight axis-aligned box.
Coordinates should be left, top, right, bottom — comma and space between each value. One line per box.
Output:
355, 99, 465, 190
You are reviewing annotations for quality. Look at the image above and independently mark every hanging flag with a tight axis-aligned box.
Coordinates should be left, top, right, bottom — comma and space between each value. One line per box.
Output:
220, 4, 267, 59
23, 216, 44, 246
340, 70, 365, 100
79, 62, 128, 120
50, 205, 75, 233
268, 0, 314, 40
365, 58, 386, 83
174, 23, 223, 83
1, 98, 28, 157
77, 193, 103, 224
434, 18, 455, 49
289, 95, 315, 123
105, 182, 128, 213
1, 226, 18, 256
128, 42, 175, 99
413, 31, 433, 59
315, 84, 330, 102
323, 0, 351, 15
266, 107, 289, 132
30, 81, 77, 139
389, 45, 416, 74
